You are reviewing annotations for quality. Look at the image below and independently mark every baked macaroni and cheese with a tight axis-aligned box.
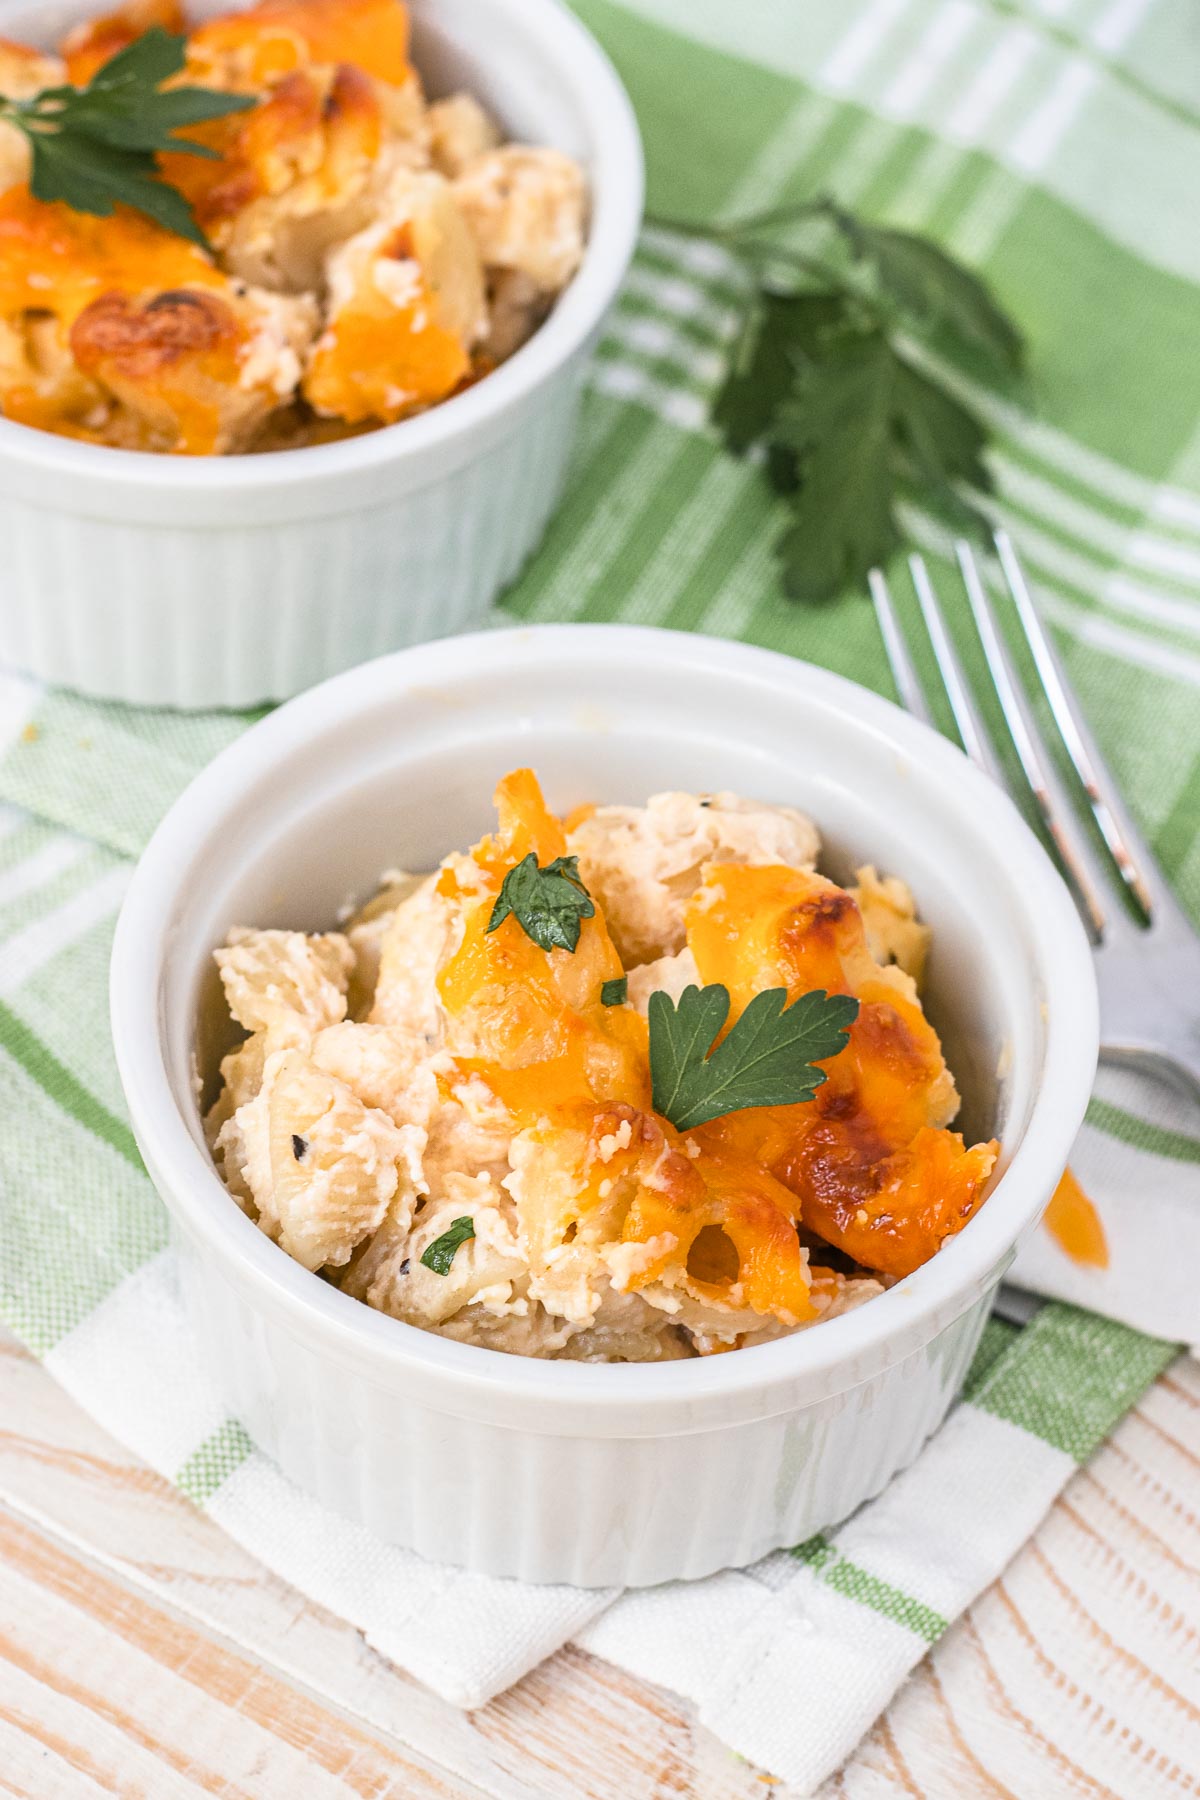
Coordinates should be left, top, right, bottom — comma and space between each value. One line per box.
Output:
0, 0, 586, 452
205, 769, 999, 1360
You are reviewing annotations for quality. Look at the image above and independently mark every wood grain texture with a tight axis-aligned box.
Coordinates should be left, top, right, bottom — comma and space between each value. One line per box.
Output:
1, 1327, 1197, 1799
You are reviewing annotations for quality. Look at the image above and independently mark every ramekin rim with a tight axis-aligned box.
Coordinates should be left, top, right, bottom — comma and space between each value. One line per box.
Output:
0, 0, 644, 495
110, 624, 1099, 1414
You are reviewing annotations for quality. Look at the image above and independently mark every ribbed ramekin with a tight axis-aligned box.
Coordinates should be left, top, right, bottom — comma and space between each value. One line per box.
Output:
0, 0, 643, 709
110, 627, 1099, 1587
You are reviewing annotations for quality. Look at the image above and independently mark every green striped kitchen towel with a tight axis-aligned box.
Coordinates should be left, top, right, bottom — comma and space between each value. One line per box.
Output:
1, 0, 1198, 1789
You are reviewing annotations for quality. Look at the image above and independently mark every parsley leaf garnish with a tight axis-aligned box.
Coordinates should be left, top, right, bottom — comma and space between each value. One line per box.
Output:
0, 27, 256, 248
648, 982, 859, 1133
420, 1216, 476, 1276
601, 976, 627, 1006
837, 212, 1023, 370
487, 852, 596, 954
657, 194, 1024, 602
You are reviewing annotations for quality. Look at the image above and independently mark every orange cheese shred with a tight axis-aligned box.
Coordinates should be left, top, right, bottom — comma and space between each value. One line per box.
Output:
1044, 1167, 1109, 1269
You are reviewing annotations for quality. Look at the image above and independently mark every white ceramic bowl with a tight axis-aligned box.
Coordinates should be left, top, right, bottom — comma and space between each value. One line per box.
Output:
110, 625, 1098, 1587
0, 0, 642, 709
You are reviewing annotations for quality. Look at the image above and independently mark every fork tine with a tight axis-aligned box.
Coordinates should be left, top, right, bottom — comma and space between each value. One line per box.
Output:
954, 540, 1109, 940
994, 530, 1156, 922
907, 554, 1005, 782
869, 568, 934, 726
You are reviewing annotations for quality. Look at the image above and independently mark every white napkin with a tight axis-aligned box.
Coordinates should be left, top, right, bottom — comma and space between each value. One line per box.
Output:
1010, 1061, 1200, 1353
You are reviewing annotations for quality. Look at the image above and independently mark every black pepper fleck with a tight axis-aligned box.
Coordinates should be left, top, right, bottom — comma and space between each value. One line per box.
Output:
292, 1133, 308, 1161
399, 1259, 411, 1276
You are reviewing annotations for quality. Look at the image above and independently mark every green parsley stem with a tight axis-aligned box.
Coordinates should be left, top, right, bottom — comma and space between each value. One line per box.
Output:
646, 204, 887, 331
736, 246, 885, 326
645, 195, 839, 243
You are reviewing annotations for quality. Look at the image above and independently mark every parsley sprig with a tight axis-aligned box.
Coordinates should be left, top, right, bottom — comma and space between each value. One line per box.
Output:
487, 853, 596, 954
658, 195, 1024, 602
0, 27, 256, 248
649, 982, 858, 1133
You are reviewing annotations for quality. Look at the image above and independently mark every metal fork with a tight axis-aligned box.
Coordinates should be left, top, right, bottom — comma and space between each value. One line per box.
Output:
869, 530, 1200, 1102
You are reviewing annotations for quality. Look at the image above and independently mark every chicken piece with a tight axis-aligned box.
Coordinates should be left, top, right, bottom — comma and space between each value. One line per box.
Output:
69, 281, 317, 453
214, 1029, 273, 1114
188, 0, 412, 90
207, 1012, 420, 1206
0, 121, 25, 197
215, 927, 353, 1035
341, 870, 426, 1017
452, 146, 585, 294
557, 1306, 695, 1362
797, 1266, 884, 1322
61, 0, 185, 85
624, 945, 700, 1016
370, 873, 460, 1037
309, 1019, 433, 1118
427, 93, 498, 178
851, 864, 931, 985
302, 168, 485, 424
0, 37, 65, 192
430, 1302, 585, 1358
348, 1171, 527, 1327
676, 1267, 881, 1353
0, 34, 61, 91
568, 791, 821, 967
160, 58, 427, 294
479, 267, 549, 362
421, 1074, 514, 1193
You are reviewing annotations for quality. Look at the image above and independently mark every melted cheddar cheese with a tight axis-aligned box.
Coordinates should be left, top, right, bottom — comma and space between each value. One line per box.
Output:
62, 0, 184, 85
437, 769, 649, 1125
187, 0, 411, 89
0, 187, 219, 324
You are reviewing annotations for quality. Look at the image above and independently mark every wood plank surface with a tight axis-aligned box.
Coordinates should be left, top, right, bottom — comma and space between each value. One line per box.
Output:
1, 1328, 1197, 1799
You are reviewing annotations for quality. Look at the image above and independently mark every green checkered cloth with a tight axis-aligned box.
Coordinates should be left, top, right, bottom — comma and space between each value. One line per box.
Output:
0, 1, 1196, 1789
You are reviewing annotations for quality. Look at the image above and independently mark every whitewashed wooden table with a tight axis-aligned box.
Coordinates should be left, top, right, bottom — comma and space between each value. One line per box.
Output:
2, 1323, 1197, 1799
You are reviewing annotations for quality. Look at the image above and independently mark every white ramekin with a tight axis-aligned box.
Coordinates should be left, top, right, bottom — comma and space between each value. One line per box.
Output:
0, 0, 643, 710
110, 626, 1099, 1587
